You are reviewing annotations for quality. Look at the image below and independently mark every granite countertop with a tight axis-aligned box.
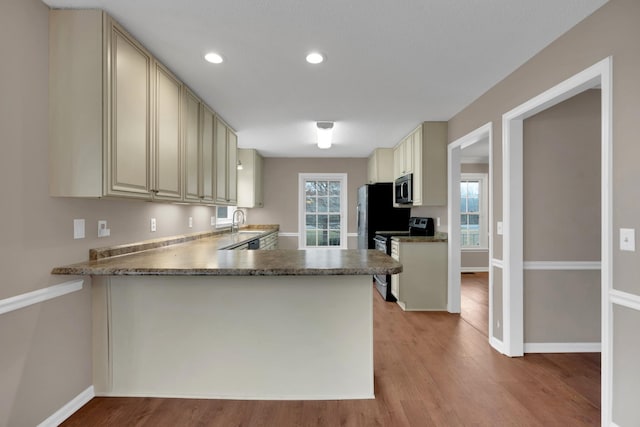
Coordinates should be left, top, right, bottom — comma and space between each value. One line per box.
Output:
391, 232, 448, 243
52, 226, 402, 277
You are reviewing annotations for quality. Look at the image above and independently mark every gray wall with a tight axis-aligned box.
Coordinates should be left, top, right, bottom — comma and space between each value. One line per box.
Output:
448, 0, 640, 423
522, 89, 601, 343
0, 1, 217, 425
246, 158, 367, 249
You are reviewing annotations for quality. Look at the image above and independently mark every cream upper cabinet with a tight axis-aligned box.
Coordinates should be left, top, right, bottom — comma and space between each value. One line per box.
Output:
393, 136, 414, 179
367, 148, 394, 184
412, 122, 447, 206
49, 9, 230, 206
391, 122, 447, 206
237, 148, 264, 208
49, 10, 155, 199
227, 130, 238, 204
183, 89, 201, 201
108, 24, 153, 197
151, 63, 182, 201
200, 105, 215, 202
214, 117, 238, 205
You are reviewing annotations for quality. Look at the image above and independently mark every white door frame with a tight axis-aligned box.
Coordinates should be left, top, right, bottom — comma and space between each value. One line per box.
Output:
501, 57, 612, 423
447, 122, 493, 342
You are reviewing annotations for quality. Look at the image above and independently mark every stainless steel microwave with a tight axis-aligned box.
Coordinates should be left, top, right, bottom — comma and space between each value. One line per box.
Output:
394, 174, 413, 204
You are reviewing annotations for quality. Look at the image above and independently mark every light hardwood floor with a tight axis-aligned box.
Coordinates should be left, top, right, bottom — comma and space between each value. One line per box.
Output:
460, 272, 489, 336
62, 279, 600, 426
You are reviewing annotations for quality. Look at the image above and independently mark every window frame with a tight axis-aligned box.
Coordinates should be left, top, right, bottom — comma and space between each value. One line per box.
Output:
460, 173, 488, 250
298, 173, 348, 249
216, 205, 238, 228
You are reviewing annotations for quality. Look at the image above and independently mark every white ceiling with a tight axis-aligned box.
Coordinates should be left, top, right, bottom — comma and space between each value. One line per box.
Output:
42, 0, 607, 158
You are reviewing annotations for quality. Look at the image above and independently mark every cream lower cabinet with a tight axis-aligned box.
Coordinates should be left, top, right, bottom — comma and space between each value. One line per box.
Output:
237, 148, 264, 208
390, 240, 447, 311
214, 117, 238, 205
259, 231, 278, 249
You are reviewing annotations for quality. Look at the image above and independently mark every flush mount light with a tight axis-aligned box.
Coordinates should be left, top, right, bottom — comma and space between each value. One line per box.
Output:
316, 121, 334, 149
204, 52, 223, 64
306, 52, 324, 64
237, 160, 243, 170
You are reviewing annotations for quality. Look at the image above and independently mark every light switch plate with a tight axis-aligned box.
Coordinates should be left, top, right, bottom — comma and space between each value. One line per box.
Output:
620, 228, 635, 251
73, 219, 85, 239
496, 221, 503, 235
188, 217, 193, 228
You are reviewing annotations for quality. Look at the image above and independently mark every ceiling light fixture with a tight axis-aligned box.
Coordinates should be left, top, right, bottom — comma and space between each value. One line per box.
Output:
204, 52, 223, 64
316, 121, 334, 149
237, 160, 243, 170
306, 52, 324, 64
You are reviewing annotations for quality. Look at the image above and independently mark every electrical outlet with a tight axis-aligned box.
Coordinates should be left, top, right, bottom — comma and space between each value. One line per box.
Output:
188, 217, 193, 228
73, 219, 85, 239
98, 220, 110, 237
436, 217, 441, 227
150, 218, 157, 232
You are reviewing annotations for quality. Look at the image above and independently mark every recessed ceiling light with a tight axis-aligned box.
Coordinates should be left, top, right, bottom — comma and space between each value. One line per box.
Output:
306, 52, 324, 64
204, 52, 223, 64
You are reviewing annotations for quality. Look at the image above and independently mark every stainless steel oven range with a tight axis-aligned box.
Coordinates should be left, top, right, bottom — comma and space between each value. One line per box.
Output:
373, 217, 434, 302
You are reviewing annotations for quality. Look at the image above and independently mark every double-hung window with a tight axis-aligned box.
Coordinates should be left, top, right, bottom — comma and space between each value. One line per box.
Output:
299, 173, 347, 249
460, 173, 488, 249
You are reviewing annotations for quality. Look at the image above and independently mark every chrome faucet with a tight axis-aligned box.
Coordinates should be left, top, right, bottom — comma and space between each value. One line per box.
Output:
232, 209, 245, 233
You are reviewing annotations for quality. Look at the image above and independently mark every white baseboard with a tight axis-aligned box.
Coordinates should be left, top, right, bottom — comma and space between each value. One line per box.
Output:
37, 386, 94, 427
461, 267, 489, 273
278, 232, 299, 238
97, 391, 374, 400
490, 336, 504, 354
524, 342, 601, 353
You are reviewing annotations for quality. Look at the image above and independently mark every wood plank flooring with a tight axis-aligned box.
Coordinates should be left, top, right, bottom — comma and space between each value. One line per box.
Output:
62, 280, 600, 426
460, 272, 489, 336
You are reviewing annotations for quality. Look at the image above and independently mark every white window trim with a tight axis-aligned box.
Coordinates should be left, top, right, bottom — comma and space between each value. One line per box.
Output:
460, 173, 488, 250
298, 173, 348, 249
216, 206, 238, 228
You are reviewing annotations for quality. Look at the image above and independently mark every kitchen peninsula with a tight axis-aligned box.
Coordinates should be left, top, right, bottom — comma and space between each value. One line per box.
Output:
52, 227, 402, 400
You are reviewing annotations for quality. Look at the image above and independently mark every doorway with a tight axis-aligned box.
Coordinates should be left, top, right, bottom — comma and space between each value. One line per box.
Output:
447, 122, 493, 341
501, 57, 612, 420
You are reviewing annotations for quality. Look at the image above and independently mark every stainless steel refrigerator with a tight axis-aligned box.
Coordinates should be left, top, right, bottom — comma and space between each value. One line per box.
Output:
357, 183, 411, 249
